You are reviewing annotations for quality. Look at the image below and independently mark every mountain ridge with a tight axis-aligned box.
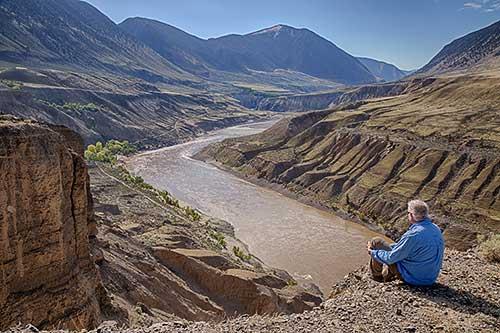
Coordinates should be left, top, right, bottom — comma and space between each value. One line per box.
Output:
0, 0, 198, 84
119, 18, 378, 85
356, 56, 412, 82
418, 19, 500, 75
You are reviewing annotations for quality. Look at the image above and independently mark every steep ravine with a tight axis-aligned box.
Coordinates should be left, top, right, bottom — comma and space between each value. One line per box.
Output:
1, 100, 499, 332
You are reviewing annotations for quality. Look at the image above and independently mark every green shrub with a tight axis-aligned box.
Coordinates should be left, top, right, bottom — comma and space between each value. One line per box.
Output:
36, 100, 101, 112
479, 234, 500, 263
157, 190, 180, 208
84, 142, 116, 163
63, 102, 99, 112
84, 140, 137, 163
105, 140, 137, 155
232, 246, 251, 261
184, 206, 201, 221
114, 166, 182, 209
210, 231, 227, 249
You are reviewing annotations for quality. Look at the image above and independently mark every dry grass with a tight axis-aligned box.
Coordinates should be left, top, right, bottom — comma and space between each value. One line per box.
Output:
479, 234, 500, 263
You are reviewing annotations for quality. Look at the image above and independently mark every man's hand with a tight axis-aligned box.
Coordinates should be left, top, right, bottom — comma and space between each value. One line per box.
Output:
366, 241, 373, 255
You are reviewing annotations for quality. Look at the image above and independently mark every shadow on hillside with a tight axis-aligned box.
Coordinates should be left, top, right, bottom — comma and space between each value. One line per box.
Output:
404, 283, 500, 318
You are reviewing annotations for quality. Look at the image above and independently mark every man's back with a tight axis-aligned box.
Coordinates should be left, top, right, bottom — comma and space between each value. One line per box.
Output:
371, 218, 444, 285
396, 219, 444, 285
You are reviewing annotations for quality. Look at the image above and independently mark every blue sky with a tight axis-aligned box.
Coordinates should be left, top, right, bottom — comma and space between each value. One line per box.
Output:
85, 0, 500, 70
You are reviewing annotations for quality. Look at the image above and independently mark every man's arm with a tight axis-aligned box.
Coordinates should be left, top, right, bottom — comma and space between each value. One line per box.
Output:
371, 234, 416, 265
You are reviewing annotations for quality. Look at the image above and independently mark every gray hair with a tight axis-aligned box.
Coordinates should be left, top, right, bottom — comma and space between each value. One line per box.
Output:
408, 200, 429, 220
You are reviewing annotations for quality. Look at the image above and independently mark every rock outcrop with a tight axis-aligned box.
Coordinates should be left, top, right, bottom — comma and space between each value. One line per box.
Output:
0, 116, 103, 330
200, 74, 500, 249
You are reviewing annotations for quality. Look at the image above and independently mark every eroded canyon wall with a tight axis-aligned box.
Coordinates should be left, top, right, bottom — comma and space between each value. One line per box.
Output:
0, 116, 102, 330
201, 75, 500, 249
255, 77, 437, 112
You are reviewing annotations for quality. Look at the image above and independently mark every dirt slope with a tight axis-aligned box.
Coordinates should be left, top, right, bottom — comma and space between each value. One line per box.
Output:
88, 163, 322, 326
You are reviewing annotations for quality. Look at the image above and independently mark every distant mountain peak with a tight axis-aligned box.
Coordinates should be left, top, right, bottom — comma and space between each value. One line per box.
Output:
121, 18, 377, 85
249, 24, 308, 37
253, 24, 292, 32
356, 57, 410, 82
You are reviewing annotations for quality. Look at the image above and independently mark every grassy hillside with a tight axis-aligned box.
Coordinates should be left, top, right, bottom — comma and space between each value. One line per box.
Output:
417, 20, 500, 75
200, 72, 500, 249
0, 0, 198, 84
0, 67, 264, 147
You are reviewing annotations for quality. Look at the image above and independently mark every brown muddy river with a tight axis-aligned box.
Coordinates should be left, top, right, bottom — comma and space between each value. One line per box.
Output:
126, 120, 383, 293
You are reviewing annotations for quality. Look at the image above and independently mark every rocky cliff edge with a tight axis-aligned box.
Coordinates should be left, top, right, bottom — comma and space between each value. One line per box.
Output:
0, 116, 105, 330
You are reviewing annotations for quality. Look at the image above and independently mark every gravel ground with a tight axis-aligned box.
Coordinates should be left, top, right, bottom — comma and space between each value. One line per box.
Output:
5, 249, 499, 333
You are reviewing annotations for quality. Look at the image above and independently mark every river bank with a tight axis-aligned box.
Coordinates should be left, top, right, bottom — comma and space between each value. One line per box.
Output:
125, 120, 384, 292
88, 162, 323, 324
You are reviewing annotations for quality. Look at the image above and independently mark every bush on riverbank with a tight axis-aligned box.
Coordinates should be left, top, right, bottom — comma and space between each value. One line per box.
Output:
210, 231, 227, 249
114, 166, 180, 208
158, 190, 181, 208
233, 246, 251, 261
84, 140, 137, 163
184, 206, 201, 221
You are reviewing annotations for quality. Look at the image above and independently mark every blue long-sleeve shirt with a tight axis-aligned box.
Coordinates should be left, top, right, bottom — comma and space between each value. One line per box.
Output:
371, 218, 444, 286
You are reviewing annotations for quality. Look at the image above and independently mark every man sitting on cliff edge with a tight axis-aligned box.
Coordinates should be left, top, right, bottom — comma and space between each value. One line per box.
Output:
367, 200, 444, 286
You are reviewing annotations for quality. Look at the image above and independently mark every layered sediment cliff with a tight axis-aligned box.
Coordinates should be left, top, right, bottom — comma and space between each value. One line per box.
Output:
200, 74, 500, 249
0, 117, 103, 330
255, 77, 436, 112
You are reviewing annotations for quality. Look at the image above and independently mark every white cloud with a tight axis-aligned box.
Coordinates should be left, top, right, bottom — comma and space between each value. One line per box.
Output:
463, 2, 483, 9
462, 0, 500, 11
